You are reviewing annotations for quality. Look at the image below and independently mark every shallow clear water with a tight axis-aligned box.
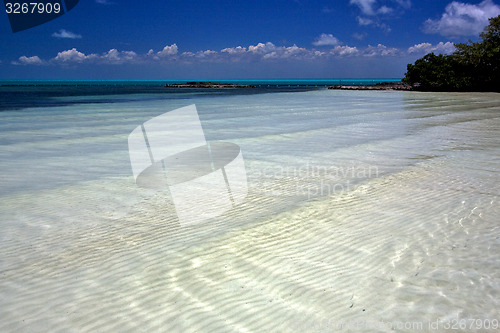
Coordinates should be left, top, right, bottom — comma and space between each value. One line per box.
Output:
0, 88, 499, 332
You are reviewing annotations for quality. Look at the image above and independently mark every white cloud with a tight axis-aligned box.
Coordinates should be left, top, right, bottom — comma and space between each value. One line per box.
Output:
157, 44, 178, 57
262, 45, 309, 59
248, 42, 277, 54
49, 45, 175, 64
95, 0, 112, 4
408, 41, 456, 54
52, 29, 82, 39
221, 46, 247, 54
312, 33, 341, 46
102, 49, 138, 63
408, 42, 433, 53
423, 0, 500, 37
216, 42, 313, 60
122, 51, 138, 59
281, 45, 309, 58
13, 55, 44, 65
364, 44, 400, 57
54, 48, 96, 63
51, 48, 138, 64
195, 50, 217, 58
350, 0, 377, 15
331, 46, 360, 56
102, 49, 120, 61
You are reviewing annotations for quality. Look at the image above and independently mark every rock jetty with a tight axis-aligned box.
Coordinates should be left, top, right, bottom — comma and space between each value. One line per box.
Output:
165, 82, 255, 88
328, 82, 412, 91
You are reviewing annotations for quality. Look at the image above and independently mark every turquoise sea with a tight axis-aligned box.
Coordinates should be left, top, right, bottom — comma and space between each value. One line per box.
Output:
0, 79, 398, 112
0, 79, 399, 85
0, 81, 499, 332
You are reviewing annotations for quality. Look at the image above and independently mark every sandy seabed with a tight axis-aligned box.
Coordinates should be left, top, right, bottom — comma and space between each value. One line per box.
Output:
1, 90, 499, 332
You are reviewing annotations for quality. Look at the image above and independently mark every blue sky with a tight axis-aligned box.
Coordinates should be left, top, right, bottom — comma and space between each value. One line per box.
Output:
1, 0, 499, 79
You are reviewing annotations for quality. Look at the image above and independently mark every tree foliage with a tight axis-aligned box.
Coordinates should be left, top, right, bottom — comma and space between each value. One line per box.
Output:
403, 15, 500, 92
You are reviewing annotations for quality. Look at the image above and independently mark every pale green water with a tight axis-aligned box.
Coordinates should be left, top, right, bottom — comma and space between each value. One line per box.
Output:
0, 89, 499, 332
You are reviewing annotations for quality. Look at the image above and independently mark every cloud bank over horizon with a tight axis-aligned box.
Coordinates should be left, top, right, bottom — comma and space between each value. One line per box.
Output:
2, 0, 499, 78
12, 39, 456, 67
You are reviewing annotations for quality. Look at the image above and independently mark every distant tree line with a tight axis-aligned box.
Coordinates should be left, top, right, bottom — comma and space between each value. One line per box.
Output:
403, 15, 500, 92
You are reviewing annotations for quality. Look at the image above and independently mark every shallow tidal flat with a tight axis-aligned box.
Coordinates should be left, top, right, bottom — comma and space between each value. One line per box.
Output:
0, 89, 499, 332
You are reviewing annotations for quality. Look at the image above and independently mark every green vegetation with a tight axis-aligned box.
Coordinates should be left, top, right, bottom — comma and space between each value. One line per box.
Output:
403, 15, 500, 92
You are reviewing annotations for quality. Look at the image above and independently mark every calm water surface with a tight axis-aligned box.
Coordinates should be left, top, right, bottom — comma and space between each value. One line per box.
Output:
0, 85, 499, 332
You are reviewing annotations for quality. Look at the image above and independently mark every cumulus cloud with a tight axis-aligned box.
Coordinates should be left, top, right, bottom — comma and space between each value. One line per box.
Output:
248, 42, 277, 54
263, 45, 310, 59
364, 44, 400, 57
52, 29, 82, 39
222, 42, 313, 60
102, 49, 138, 63
331, 46, 360, 56
54, 48, 96, 63
181, 51, 195, 57
13, 55, 44, 65
408, 42, 456, 54
157, 44, 178, 57
312, 33, 341, 46
51, 46, 176, 64
196, 50, 217, 58
423, 0, 500, 37
221, 46, 247, 54
176, 49, 218, 62
51, 48, 139, 64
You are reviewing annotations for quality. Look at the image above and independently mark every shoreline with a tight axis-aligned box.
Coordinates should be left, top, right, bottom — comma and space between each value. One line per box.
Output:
163, 81, 413, 90
328, 82, 412, 91
165, 82, 256, 88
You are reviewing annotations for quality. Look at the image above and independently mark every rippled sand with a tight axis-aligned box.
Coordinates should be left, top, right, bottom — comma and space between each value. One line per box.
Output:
0, 90, 499, 332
